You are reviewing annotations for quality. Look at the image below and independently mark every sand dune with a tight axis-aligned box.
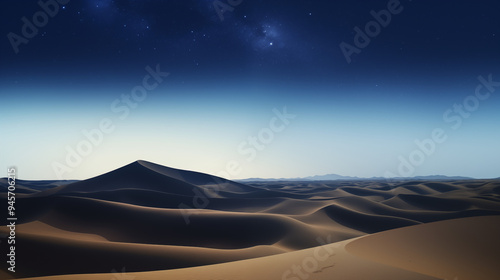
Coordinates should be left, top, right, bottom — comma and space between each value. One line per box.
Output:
1, 221, 287, 278
346, 215, 500, 280
12, 216, 500, 280
1, 160, 499, 279
14, 238, 440, 280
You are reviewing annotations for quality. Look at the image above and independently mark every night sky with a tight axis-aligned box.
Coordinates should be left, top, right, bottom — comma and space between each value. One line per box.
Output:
1, 0, 499, 180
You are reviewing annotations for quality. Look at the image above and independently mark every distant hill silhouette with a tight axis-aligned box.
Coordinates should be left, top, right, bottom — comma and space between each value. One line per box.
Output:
238, 174, 474, 182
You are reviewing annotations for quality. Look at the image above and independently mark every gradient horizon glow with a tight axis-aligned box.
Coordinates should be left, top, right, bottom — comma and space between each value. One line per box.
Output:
1, 0, 499, 180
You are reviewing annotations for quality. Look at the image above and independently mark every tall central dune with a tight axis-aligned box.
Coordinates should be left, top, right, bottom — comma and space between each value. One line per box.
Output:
52, 160, 210, 196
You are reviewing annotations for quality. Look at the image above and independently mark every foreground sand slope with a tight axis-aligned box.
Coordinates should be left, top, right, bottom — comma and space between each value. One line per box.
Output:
346, 215, 500, 280
16, 238, 437, 280
0, 221, 288, 278
18, 216, 500, 280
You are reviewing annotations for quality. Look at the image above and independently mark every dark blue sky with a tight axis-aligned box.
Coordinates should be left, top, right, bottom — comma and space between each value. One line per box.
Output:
1, 0, 499, 179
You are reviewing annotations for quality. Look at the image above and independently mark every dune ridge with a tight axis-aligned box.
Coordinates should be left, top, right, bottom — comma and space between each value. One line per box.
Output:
1, 160, 499, 279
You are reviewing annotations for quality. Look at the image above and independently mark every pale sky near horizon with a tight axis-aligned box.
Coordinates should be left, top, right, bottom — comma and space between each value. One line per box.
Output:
1, 0, 499, 180
3, 78, 499, 180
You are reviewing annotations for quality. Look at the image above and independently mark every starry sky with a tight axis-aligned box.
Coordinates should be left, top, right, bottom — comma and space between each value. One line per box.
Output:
1, 0, 499, 180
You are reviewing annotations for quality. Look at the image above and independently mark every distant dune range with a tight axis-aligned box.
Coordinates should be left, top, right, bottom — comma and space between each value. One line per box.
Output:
1, 160, 499, 279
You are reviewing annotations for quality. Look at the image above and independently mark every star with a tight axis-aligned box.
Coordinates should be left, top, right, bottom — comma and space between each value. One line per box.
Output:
248, 23, 282, 51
